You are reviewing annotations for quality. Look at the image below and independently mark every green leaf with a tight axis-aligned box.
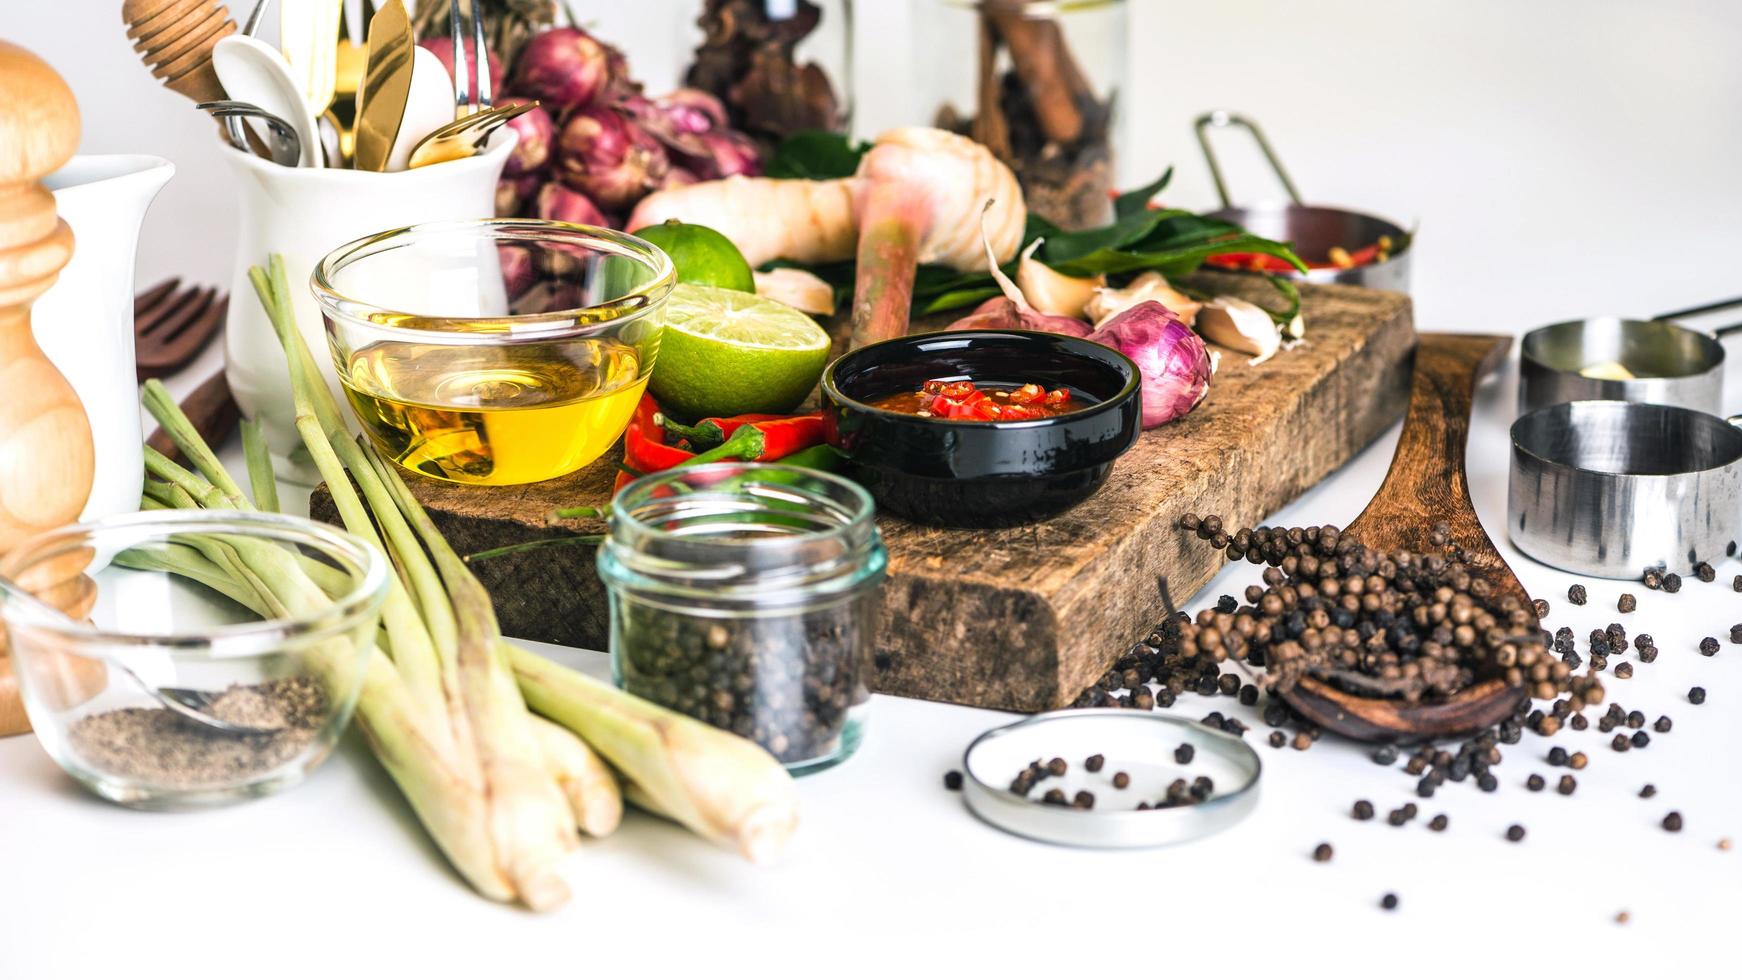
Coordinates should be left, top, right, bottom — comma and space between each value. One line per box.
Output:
1046, 234, 1309, 280
1113, 167, 1174, 218
1036, 209, 1193, 265
765, 131, 870, 180
918, 286, 1002, 315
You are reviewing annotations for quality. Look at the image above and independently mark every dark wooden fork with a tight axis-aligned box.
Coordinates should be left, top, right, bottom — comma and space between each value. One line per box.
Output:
135, 278, 227, 381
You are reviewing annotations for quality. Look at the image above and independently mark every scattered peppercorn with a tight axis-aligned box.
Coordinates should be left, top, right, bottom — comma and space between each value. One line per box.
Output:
1642, 568, 1663, 590
1312, 843, 1333, 862
1174, 744, 1194, 765
1695, 560, 1716, 583
1268, 731, 1286, 748
1569, 752, 1588, 770
1527, 774, 1545, 791
1380, 893, 1399, 911
1663, 572, 1682, 593
1112, 771, 1130, 790
1690, 686, 1706, 704
1654, 716, 1672, 733
1734, 574, 1742, 592
1700, 636, 1720, 656
1615, 911, 1630, 925
1292, 732, 1313, 751
1043, 788, 1067, 805
1387, 809, 1409, 827
1372, 745, 1398, 766
1506, 824, 1526, 842
1238, 683, 1259, 706
1614, 663, 1633, 679
1073, 790, 1095, 809
944, 770, 963, 791
1548, 746, 1568, 767
1638, 645, 1658, 663
1532, 598, 1550, 618
1571, 714, 1588, 730
1631, 730, 1650, 749
1617, 593, 1637, 613
1627, 709, 1646, 728
1428, 814, 1449, 832
1558, 775, 1577, 795
1084, 753, 1104, 773
1719, 838, 1733, 852
1477, 773, 1499, 793
1611, 734, 1631, 752
1047, 758, 1068, 776
1568, 584, 1587, 605
1353, 800, 1375, 821
1663, 811, 1683, 832
1640, 784, 1657, 798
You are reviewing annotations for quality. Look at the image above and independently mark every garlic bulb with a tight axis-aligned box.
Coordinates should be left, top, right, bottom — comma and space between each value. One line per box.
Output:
1196, 296, 1282, 365
1014, 240, 1101, 317
754, 268, 836, 316
1086, 271, 1202, 326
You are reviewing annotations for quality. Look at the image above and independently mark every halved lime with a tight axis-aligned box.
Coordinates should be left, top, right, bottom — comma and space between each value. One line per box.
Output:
649, 283, 832, 420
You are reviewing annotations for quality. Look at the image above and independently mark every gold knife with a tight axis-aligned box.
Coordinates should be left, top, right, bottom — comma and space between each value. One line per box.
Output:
353, 0, 414, 172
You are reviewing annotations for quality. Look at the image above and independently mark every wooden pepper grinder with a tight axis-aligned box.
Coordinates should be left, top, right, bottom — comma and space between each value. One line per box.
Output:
0, 42, 98, 736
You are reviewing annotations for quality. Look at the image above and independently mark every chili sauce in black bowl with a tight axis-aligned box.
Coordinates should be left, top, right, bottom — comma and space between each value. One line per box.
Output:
820, 330, 1142, 528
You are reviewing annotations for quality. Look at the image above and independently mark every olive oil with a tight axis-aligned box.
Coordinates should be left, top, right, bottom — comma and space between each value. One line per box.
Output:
343, 340, 646, 485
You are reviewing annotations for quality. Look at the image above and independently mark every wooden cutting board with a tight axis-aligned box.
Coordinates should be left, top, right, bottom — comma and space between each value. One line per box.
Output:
312, 276, 1415, 712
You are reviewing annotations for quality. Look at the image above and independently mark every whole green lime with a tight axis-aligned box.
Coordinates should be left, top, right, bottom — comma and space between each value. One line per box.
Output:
635, 220, 756, 293
649, 284, 831, 420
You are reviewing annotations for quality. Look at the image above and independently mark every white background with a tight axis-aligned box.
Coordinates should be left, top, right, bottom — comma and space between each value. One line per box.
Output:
5, 1, 1742, 976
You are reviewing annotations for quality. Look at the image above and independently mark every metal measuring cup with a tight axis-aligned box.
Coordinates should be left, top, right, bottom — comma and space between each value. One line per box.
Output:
1194, 110, 1413, 292
1508, 400, 1742, 578
1517, 298, 1742, 415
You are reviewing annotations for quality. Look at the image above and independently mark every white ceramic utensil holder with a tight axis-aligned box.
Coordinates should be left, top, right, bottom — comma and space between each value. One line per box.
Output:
35, 154, 175, 523
220, 131, 514, 482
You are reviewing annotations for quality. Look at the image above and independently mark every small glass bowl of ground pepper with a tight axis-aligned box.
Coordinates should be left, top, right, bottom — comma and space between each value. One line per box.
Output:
0, 511, 389, 809
598, 463, 887, 774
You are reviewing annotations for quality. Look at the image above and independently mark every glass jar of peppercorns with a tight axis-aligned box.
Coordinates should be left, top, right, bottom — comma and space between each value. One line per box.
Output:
599, 463, 886, 774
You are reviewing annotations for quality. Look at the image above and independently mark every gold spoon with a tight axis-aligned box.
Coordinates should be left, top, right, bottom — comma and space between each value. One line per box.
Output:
407, 100, 536, 169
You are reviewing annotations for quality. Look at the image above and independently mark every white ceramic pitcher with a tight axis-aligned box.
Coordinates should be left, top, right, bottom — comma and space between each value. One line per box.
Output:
220, 132, 514, 482
35, 154, 175, 523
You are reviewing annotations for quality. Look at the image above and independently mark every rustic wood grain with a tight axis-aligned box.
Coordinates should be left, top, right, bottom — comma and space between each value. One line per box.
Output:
1281, 332, 1532, 742
313, 276, 1416, 712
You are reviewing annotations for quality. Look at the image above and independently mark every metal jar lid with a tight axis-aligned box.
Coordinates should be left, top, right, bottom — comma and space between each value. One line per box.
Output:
960, 708, 1262, 848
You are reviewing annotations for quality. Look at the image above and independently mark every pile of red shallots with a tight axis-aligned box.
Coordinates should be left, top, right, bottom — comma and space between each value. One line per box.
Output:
421, 26, 763, 229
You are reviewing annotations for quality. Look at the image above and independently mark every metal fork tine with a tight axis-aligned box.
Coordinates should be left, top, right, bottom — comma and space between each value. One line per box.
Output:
450, 0, 468, 116
471, 0, 490, 110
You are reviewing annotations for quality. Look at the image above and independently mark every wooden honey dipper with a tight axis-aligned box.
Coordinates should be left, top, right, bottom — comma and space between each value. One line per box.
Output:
122, 0, 237, 105
0, 42, 103, 736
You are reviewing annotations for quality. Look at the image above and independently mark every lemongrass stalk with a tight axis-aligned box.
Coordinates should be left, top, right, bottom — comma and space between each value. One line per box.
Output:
240, 418, 279, 513
507, 643, 800, 863
364, 441, 576, 909
113, 543, 273, 617
530, 715, 624, 838
142, 379, 250, 508
248, 263, 452, 730
144, 447, 236, 511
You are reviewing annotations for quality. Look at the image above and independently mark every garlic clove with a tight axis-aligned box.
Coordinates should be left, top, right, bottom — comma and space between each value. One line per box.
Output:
1087, 271, 1202, 326
753, 268, 836, 316
1015, 239, 1102, 317
1197, 296, 1282, 365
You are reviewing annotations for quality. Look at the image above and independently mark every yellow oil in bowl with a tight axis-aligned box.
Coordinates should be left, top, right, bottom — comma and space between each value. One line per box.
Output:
342, 339, 645, 485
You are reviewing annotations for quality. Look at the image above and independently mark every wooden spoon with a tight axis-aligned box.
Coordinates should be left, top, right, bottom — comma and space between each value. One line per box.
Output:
1279, 332, 1531, 742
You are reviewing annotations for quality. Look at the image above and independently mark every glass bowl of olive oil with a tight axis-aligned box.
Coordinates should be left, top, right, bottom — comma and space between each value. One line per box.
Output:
312, 219, 675, 485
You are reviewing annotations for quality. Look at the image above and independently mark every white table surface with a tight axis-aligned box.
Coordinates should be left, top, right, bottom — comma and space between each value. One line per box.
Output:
7, 1, 1742, 972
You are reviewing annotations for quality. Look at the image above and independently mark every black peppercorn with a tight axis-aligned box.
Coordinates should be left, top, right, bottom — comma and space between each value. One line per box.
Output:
1700, 636, 1720, 656
1571, 714, 1588, 730
1174, 744, 1195, 765
1558, 775, 1577, 795
1734, 574, 1742, 593
944, 770, 964, 791
1402, 803, 1418, 819
1639, 646, 1658, 663
1612, 734, 1631, 752
1731, 624, 1742, 645
1569, 751, 1588, 770
1073, 790, 1095, 809
1215, 594, 1238, 614
1477, 772, 1499, 793
1416, 777, 1436, 799
1663, 811, 1683, 832
1654, 715, 1672, 733
1627, 710, 1646, 729
1548, 746, 1568, 766
1268, 731, 1286, 748
1084, 754, 1104, 773
1353, 800, 1375, 821
1238, 683, 1259, 706
1568, 584, 1588, 605
1640, 784, 1657, 798
1312, 843, 1333, 863
1663, 572, 1682, 593
1617, 593, 1636, 613
1632, 730, 1650, 748
1643, 568, 1663, 590
1614, 663, 1634, 679
1043, 788, 1067, 805
1179, 513, 1201, 531
1217, 674, 1241, 696
1428, 814, 1448, 832
1506, 824, 1527, 842
1112, 771, 1130, 790
1190, 775, 1214, 801
1526, 773, 1545, 791
1387, 809, 1408, 827
1047, 757, 1068, 776
1372, 745, 1398, 766
1695, 560, 1716, 582
1380, 893, 1399, 911
1690, 686, 1707, 704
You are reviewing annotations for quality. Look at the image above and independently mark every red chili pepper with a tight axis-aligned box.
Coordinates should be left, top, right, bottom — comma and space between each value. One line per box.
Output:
617, 396, 829, 492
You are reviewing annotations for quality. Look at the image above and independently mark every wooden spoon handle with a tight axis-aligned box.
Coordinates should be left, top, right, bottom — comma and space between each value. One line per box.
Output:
1346, 333, 1516, 591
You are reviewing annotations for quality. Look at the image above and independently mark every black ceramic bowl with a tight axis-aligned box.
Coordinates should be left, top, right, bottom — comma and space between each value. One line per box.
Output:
820, 331, 1142, 528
